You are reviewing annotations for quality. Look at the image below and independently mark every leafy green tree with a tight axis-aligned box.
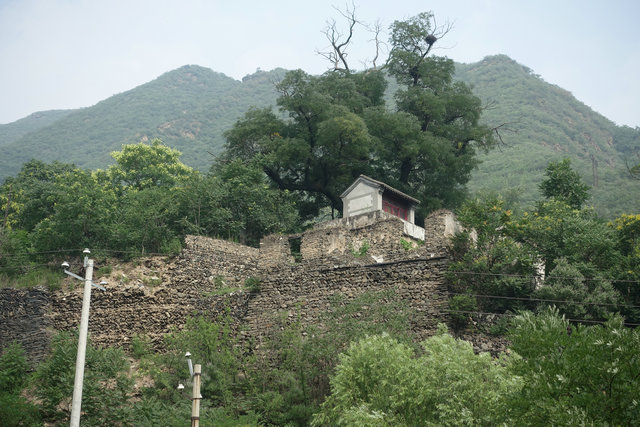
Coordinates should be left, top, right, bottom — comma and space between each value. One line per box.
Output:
213, 160, 299, 246
449, 183, 625, 322
30, 168, 117, 253
0, 159, 77, 231
508, 307, 640, 425
32, 331, 132, 425
164, 316, 247, 408
610, 213, 640, 321
447, 195, 538, 314
0, 228, 31, 276
174, 172, 232, 236
109, 185, 182, 255
383, 12, 497, 216
224, 70, 380, 219
0, 341, 29, 394
224, 12, 496, 221
252, 290, 412, 426
108, 139, 193, 190
539, 158, 590, 209
511, 200, 619, 276
0, 342, 41, 426
533, 257, 620, 320
314, 328, 519, 426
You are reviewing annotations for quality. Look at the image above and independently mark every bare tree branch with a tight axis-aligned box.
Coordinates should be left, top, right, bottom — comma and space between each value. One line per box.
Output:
360, 19, 388, 71
316, 2, 360, 71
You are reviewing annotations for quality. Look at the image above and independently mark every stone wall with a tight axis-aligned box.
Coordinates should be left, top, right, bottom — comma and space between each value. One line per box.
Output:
0, 210, 467, 364
422, 209, 461, 256
245, 257, 449, 349
0, 236, 261, 360
298, 211, 428, 264
0, 287, 51, 365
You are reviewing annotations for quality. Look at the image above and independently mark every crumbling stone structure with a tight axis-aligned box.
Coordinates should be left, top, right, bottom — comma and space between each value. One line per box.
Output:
0, 210, 463, 364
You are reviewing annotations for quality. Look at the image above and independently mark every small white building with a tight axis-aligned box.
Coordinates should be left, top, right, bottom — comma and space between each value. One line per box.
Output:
341, 175, 419, 223
340, 175, 424, 240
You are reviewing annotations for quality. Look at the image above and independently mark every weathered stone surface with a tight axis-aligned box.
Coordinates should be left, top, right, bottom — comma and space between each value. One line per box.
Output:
0, 210, 506, 364
0, 287, 51, 365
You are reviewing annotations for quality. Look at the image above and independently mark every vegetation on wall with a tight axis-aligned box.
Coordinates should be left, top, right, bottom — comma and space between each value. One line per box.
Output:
0, 7, 639, 426
0, 139, 298, 283
447, 159, 640, 325
3, 302, 639, 425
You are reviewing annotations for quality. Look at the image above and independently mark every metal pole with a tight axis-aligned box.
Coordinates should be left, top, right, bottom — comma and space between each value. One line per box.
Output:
191, 364, 202, 427
69, 255, 93, 427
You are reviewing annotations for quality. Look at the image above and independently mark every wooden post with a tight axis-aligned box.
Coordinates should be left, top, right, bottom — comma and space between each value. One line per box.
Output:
191, 364, 202, 427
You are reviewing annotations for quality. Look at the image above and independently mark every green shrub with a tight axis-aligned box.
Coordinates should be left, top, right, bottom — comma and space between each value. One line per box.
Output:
130, 334, 152, 358
244, 276, 261, 292
32, 331, 133, 424
97, 265, 113, 276
350, 240, 370, 257
448, 294, 477, 331
160, 237, 183, 256
0, 341, 29, 394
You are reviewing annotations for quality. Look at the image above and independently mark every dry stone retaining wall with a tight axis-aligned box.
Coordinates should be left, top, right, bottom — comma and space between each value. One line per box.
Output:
0, 287, 51, 365
1, 210, 465, 363
245, 257, 449, 349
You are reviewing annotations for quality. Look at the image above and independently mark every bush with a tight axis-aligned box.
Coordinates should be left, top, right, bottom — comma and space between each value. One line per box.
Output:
32, 331, 133, 424
314, 330, 519, 426
244, 276, 261, 292
0, 341, 41, 426
130, 334, 153, 358
448, 294, 477, 331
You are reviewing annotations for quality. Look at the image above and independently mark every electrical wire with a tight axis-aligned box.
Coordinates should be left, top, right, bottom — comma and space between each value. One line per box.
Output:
441, 309, 640, 327
448, 291, 640, 310
449, 269, 640, 285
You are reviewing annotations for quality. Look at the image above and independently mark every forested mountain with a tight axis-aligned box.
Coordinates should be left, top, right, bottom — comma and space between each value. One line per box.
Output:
456, 55, 640, 217
0, 65, 284, 176
0, 109, 74, 147
0, 56, 638, 216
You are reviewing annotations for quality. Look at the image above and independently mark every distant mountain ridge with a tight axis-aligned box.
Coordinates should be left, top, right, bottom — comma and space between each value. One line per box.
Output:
0, 65, 284, 174
0, 109, 75, 147
1, 56, 638, 216
455, 55, 639, 216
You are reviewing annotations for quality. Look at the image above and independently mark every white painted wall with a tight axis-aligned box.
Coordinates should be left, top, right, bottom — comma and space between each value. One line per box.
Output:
343, 181, 382, 217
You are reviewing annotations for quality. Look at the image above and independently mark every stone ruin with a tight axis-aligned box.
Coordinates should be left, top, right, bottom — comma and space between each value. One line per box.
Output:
0, 209, 477, 365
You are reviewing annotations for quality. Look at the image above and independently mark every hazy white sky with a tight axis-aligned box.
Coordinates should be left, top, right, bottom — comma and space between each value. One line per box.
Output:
1, 0, 638, 127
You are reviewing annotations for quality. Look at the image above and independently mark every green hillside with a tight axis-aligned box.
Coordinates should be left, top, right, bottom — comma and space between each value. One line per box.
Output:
0, 56, 638, 216
0, 109, 74, 147
0, 65, 283, 175
456, 55, 640, 216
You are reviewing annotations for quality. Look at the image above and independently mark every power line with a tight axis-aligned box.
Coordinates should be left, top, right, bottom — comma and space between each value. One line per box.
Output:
448, 291, 640, 310
449, 269, 640, 285
441, 309, 640, 327
0, 248, 85, 258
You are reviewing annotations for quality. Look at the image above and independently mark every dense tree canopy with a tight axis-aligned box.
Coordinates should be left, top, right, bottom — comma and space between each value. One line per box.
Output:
223, 12, 496, 222
448, 160, 639, 324
539, 158, 590, 209
0, 140, 298, 274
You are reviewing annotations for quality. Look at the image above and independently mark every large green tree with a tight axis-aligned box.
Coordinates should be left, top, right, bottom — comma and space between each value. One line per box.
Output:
539, 158, 590, 209
382, 13, 496, 214
448, 161, 628, 321
508, 308, 640, 425
313, 329, 518, 426
223, 12, 496, 222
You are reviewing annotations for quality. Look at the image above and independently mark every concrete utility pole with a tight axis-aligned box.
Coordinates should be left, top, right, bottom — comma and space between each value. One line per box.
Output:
63, 249, 106, 427
191, 364, 202, 427
179, 352, 203, 427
